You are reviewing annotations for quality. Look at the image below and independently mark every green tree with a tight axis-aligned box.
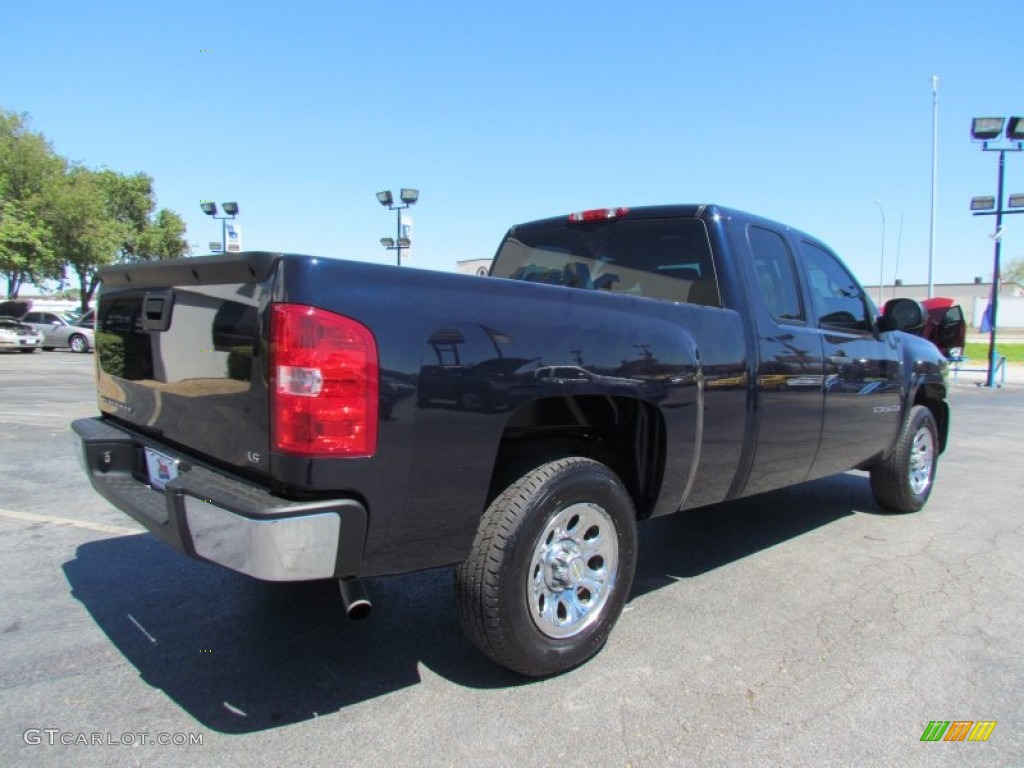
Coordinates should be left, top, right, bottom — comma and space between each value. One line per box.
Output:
0, 109, 64, 296
0, 201, 61, 296
45, 168, 124, 312
1005, 258, 1024, 285
136, 208, 190, 261
45, 167, 191, 311
97, 169, 155, 261
3, 107, 190, 306
92, 170, 190, 265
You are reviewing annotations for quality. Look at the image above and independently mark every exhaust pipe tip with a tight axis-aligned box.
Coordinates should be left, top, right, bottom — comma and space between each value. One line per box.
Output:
338, 579, 372, 620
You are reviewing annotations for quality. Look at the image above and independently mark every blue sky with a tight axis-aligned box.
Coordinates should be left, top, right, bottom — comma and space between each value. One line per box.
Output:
2, 0, 1021, 286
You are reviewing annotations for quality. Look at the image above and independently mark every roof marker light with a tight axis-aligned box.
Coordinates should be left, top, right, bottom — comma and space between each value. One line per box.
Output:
568, 207, 630, 223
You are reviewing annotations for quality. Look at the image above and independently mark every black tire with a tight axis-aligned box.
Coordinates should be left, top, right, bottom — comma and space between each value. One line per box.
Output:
870, 405, 939, 513
455, 457, 637, 677
69, 334, 89, 353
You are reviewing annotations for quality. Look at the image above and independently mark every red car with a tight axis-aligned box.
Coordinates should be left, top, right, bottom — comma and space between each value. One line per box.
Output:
920, 298, 966, 359
881, 297, 965, 359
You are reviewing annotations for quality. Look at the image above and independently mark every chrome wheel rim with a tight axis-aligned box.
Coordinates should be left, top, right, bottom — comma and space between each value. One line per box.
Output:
70, 336, 85, 352
908, 426, 935, 496
527, 502, 618, 639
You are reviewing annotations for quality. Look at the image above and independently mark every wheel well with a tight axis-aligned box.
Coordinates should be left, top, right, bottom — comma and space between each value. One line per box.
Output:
914, 385, 949, 453
486, 395, 666, 518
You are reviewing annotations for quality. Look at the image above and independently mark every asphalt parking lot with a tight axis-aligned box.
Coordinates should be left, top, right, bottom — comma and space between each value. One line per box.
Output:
1, 350, 1021, 767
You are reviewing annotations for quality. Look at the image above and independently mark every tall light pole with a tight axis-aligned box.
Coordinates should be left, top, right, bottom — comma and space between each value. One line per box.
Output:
969, 116, 1024, 389
199, 201, 240, 252
928, 75, 939, 299
893, 211, 905, 300
376, 188, 419, 266
874, 199, 886, 305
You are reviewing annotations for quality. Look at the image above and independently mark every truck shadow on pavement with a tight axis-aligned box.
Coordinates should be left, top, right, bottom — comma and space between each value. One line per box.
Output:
632, 470, 873, 598
62, 471, 874, 734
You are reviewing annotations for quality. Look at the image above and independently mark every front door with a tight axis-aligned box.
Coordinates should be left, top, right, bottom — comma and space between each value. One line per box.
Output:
799, 241, 902, 480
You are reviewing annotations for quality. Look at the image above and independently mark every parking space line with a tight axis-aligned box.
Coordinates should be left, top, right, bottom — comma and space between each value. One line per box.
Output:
0, 508, 140, 536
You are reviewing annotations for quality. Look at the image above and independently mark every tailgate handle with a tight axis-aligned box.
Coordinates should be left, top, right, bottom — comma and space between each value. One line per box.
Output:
142, 290, 175, 332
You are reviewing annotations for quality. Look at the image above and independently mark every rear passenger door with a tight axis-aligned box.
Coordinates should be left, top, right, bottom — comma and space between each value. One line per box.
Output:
798, 241, 902, 479
745, 225, 825, 495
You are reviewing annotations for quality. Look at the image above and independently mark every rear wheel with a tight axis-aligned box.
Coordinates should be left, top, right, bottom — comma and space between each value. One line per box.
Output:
870, 405, 938, 512
69, 334, 88, 353
455, 457, 637, 677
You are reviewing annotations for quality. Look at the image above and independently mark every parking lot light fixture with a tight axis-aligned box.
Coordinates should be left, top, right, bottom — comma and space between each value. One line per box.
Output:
1008, 194, 1024, 208
1007, 117, 1024, 142
199, 200, 241, 253
970, 115, 1024, 388
874, 200, 886, 305
972, 117, 1006, 142
376, 187, 419, 266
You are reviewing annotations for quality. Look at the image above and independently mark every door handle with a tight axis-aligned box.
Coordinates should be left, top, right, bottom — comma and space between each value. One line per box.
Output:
141, 290, 175, 332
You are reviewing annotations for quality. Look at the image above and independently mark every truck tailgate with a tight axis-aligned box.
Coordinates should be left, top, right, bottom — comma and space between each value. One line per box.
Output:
95, 253, 278, 478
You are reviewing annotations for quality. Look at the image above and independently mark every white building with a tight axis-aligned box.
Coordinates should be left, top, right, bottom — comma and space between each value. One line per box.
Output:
456, 259, 492, 277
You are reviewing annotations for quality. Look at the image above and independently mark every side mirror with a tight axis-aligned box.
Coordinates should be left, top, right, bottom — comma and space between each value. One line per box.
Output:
879, 298, 926, 334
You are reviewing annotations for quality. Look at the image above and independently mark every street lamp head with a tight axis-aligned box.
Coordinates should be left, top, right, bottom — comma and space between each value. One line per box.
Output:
380, 237, 395, 248
400, 188, 419, 205
1008, 193, 1024, 209
1007, 117, 1024, 142
200, 202, 218, 216
222, 202, 239, 216
397, 237, 411, 247
971, 117, 1005, 142
970, 196, 996, 211
376, 190, 394, 207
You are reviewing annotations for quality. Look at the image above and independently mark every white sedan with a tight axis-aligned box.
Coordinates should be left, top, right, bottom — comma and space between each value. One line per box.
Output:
0, 317, 45, 353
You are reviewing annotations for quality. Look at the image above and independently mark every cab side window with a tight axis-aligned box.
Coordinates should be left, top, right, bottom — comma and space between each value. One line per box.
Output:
800, 242, 872, 334
749, 226, 804, 323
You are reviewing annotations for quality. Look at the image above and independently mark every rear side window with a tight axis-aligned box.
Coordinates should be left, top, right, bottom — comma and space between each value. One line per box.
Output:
492, 218, 721, 307
748, 226, 803, 323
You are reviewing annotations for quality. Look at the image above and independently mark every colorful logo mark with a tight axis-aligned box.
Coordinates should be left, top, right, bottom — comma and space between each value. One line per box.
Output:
920, 721, 997, 742
156, 457, 173, 482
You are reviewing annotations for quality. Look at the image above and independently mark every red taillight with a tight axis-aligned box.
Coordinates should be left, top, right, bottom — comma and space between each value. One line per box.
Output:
270, 303, 379, 457
568, 207, 629, 223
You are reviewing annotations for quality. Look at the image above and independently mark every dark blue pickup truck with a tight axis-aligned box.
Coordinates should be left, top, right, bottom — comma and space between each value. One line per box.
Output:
72, 204, 950, 676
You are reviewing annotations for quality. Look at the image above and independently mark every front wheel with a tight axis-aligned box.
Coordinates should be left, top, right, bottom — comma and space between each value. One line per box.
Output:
870, 405, 939, 512
455, 457, 637, 677
69, 334, 88, 353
